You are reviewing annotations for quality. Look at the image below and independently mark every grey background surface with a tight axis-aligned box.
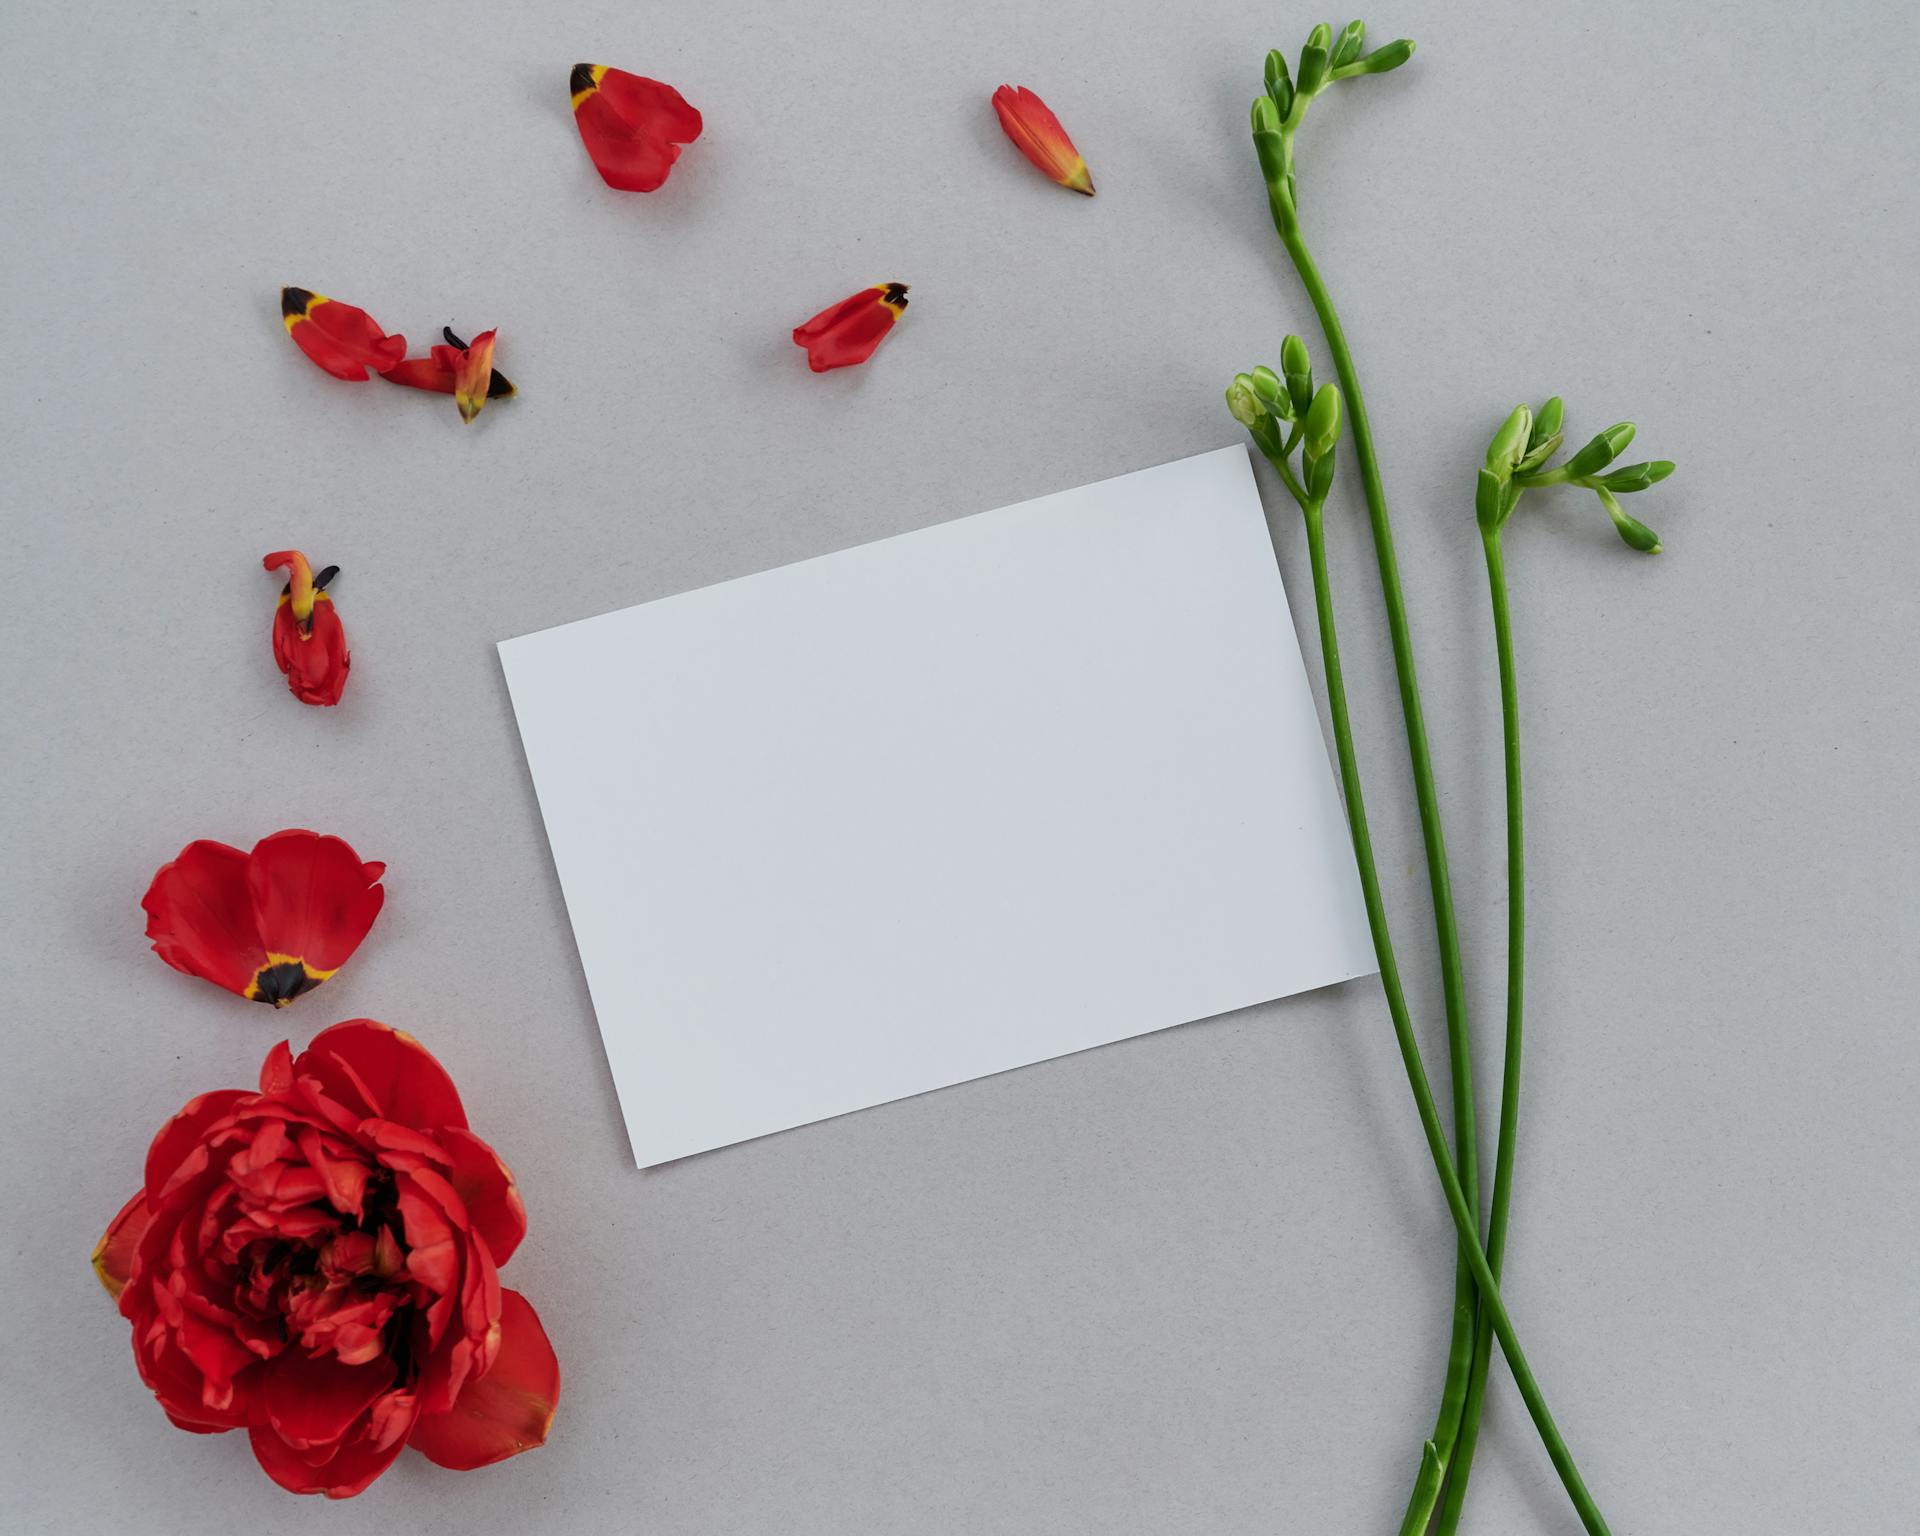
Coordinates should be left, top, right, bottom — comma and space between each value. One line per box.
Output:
3, 1, 1914, 1532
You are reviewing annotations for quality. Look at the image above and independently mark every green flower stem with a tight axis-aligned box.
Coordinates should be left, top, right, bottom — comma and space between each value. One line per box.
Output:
1270, 201, 1483, 1530
1435, 528, 1528, 1532
1284, 485, 1609, 1536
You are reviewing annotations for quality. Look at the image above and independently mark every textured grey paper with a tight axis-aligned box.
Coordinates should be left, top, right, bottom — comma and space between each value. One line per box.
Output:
501, 448, 1375, 1165
3, 2, 1917, 1533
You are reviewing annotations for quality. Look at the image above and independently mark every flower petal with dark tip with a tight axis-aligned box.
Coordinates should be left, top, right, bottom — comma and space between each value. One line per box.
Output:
570, 63, 702, 192
792, 283, 909, 372
280, 288, 405, 380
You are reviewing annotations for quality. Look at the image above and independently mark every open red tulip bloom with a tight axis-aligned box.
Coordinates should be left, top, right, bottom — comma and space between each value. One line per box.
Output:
570, 63, 702, 192
281, 289, 406, 380
93, 1022, 559, 1497
263, 549, 349, 706
142, 829, 385, 1007
991, 86, 1094, 195
381, 327, 516, 422
792, 283, 909, 372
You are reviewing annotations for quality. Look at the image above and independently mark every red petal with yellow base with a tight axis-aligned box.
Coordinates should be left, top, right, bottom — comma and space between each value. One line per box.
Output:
792, 283, 909, 372
141, 829, 386, 1008
991, 86, 1094, 195
280, 289, 406, 380
264, 549, 349, 705
570, 64, 701, 192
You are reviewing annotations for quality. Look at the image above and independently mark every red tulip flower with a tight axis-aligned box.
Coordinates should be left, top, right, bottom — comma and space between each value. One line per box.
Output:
263, 549, 349, 706
381, 328, 516, 423
792, 283, 910, 373
991, 86, 1094, 195
142, 829, 385, 1007
281, 288, 406, 380
570, 63, 702, 192
94, 1022, 560, 1497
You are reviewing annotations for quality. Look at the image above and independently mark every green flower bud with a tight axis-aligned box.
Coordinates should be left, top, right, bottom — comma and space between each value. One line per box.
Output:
1304, 382, 1343, 462
1264, 49, 1295, 116
1476, 467, 1506, 533
1515, 432, 1562, 475
1251, 96, 1288, 183
1249, 364, 1289, 416
1307, 444, 1337, 500
1344, 38, 1415, 75
1598, 487, 1661, 553
1530, 396, 1564, 447
1598, 459, 1676, 494
1563, 422, 1635, 478
1331, 20, 1366, 67
1281, 334, 1314, 417
1226, 377, 1264, 429
1485, 404, 1533, 478
1297, 26, 1332, 97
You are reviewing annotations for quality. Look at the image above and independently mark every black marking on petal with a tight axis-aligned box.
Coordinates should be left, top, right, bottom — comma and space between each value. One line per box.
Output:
882, 282, 909, 309
251, 960, 319, 1007
281, 287, 315, 319
570, 63, 598, 99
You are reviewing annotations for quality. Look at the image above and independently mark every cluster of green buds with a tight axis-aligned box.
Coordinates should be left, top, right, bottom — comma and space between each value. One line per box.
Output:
1252, 21, 1415, 229
1476, 399, 1675, 552
1226, 335, 1345, 508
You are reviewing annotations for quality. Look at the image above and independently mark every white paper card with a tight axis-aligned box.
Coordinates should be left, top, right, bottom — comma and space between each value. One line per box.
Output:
499, 447, 1375, 1166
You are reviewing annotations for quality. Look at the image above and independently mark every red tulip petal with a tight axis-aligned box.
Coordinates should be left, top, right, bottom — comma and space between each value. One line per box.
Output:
295, 1020, 469, 1132
409, 1290, 560, 1471
792, 284, 908, 372
143, 1088, 250, 1207
270, 595, 350, 707
570, 64, 702, 192
248, 1417, 410, 1498
92, 1190, 151, 1301
452, 329, 497, 424
440, 1126, 527, 1264
991, 85, 1095, 194
263, 1350, 396, 1451
378, 356, 455, 392
244, 829, 385, 980
280, 288, 406, 381
142, 840, 269, 997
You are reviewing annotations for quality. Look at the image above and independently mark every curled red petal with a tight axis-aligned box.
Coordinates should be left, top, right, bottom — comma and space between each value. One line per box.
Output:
143, 1088, 249, 1208
410, 1289, 560, 1471
263, 1351, 396, 1451
270, 592, 350, 706
452, 329, 497, 424
295, 1019, 469, 1132
244, 829, 385, 996
247, 1416, 411, 1498
991, 85, 1095, 194
570, 63, 702, 192
93, 1190, 151, 1301
142, 840, 269, 997
280, 288, 405, 381
792, 283, 909, 373
440, 1126, 527, 1264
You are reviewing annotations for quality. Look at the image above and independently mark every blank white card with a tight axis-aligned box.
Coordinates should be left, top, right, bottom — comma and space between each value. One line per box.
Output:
499, 446, 1375, 1166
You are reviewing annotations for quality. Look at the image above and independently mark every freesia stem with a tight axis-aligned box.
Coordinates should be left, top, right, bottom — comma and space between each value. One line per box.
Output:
1435, 529, 1528, 1532
1271, 207, 1482, 1533
1288, 493, 1608, 1536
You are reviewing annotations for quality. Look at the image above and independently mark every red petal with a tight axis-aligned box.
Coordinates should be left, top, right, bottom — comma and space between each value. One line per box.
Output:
263, 1350, 395, 1451
244, 829, 385, 974
92, 1190, 151, 1300
991, 85, 1094, 194
440, 1126, 527, 1264
296, 1020, 468, 1131
142, 840, 268, 997
259, 1039, 295, 1096
792, 285, 907, 373
271, 598, 350, 707
571, 64, 702, 192
280, 288, 406, 382
248, 1418, 410, 1498
378, 356, 455, 392
143, 1088, 249, 1207
409, 1290, 560, 1471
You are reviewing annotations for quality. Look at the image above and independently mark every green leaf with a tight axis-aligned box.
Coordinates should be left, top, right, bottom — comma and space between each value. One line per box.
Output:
1563, 422, 1636, 477
1264, 48, 1294, 115
1599, 459, 1676, 494
1476, 467, 1506, 533
1281, 335, 1314, 417
1340, 38, 1415, 76
1598, 487, 1662, 552
1305, 382, 1343, 460
1530, 396, 1564, 447
1331, 20, 1366, 67
1297, 32, 1331, 98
